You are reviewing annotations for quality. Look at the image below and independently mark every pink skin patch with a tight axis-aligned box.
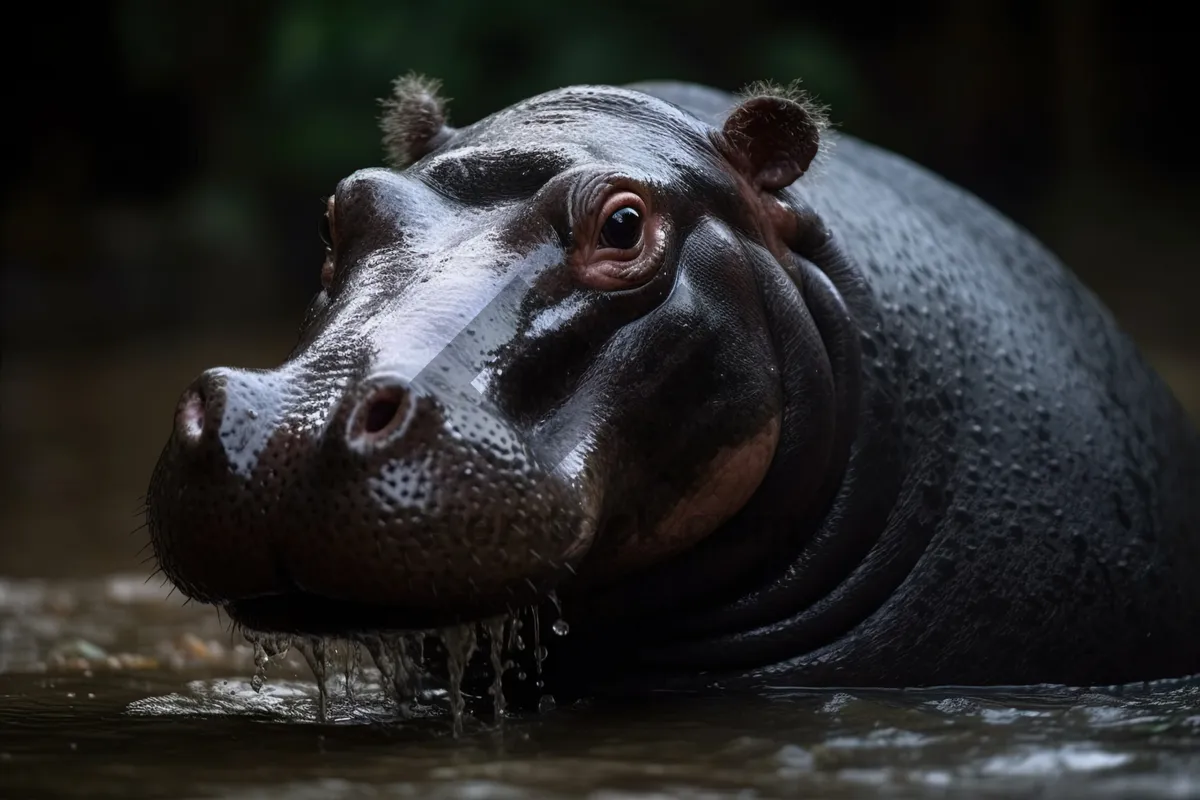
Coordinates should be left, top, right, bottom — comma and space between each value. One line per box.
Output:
595, 413, 783, 580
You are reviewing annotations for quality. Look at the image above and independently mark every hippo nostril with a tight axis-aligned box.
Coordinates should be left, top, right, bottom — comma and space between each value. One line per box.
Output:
348, 379, 414, 449
178, 390, 206, 441
365, 396, 402, 434
172, 368, 235, 447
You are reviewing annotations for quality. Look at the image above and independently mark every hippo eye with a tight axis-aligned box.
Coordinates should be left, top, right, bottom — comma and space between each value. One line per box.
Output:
599, 206, 642, 250
574, 187, 660, 291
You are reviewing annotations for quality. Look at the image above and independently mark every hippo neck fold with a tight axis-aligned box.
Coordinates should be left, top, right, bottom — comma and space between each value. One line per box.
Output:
530, 213, 929, 705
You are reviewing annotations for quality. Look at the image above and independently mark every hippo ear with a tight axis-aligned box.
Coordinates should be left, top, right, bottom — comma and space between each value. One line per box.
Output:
719, 83, 829, 191
379, 73, 457, 169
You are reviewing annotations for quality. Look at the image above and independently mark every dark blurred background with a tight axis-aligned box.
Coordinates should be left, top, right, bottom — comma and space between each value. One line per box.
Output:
2, 0, 1195, 578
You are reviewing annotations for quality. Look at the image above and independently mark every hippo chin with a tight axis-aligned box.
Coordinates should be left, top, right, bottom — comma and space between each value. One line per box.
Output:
148, 74, 1200, 705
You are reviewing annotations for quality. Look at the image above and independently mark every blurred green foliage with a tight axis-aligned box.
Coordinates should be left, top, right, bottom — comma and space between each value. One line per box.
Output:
113, 0, 867, 184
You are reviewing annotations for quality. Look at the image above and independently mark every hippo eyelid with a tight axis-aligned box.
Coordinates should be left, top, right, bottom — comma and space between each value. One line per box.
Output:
564, 173, 664, 291
568, 172, 646, 223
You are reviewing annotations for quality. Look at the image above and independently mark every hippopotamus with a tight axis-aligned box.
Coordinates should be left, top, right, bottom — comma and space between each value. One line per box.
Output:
147, 75, 1200, 708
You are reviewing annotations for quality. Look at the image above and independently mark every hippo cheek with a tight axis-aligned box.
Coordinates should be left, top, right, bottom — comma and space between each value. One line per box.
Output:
276, 394, 596, 618
585, 413, 783, 584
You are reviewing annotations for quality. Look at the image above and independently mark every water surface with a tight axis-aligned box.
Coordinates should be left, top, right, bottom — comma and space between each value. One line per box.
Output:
2, 575, 1199, 799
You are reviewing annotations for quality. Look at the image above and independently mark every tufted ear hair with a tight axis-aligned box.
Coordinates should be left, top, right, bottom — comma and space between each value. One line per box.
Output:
379, 73, 457, 169
718, 81, 830, 191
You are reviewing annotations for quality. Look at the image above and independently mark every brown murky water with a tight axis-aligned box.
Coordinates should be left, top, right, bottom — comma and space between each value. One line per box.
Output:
2, 574, 1200, 799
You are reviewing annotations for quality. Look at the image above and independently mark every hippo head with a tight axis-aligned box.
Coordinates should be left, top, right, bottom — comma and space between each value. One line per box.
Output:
147, 76, 847, 641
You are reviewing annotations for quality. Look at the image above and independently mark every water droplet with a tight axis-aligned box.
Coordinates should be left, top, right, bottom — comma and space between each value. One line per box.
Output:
551, 619, 570, 636
531, 605, 544, 682
245, 631, 290, 693
250, 640, 268, 692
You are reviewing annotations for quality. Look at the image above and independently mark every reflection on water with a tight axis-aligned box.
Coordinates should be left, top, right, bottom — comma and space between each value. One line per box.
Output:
2, 575, 1199, 798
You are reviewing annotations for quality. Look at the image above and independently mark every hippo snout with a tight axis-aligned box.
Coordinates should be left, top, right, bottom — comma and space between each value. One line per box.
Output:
147, 362, 596, 636
149, 367, 298, 605
175, 368, 420, 462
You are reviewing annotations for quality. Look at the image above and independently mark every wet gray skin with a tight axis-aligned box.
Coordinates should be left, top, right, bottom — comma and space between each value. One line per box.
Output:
147, 77, 1200, 707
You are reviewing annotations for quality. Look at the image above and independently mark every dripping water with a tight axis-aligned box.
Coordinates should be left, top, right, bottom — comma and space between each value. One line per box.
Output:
482, 616, 508, 719
441, 624, 478, 736
246, 632, 291, 692
531, 604, 545, 688
343, 641, 362, 701
239, 600, 568, 733
549, 591, 570, 637
293, 638, 329, 723
389, 633, 423, 711
361, 634, 417, 717
507, 615, 523, 652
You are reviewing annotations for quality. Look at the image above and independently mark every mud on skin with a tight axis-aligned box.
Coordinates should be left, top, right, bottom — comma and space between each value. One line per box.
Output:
146, 73, 1200, 715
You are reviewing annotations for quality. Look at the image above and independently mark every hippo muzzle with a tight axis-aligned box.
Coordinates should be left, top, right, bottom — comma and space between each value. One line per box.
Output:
148, 356, 594, 633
